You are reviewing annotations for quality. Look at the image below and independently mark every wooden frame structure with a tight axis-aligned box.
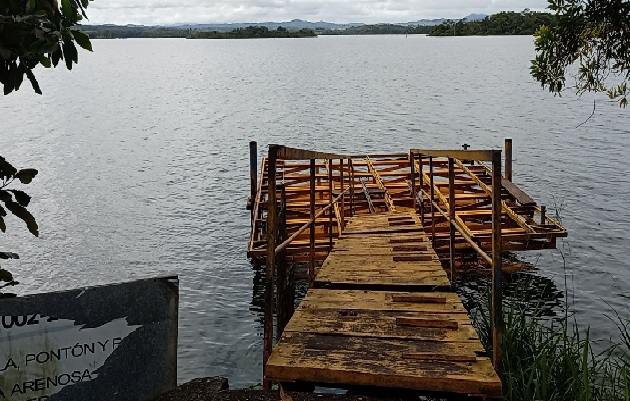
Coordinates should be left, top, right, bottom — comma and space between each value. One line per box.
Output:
248, 142, 566, 265
248, 142, 567, 395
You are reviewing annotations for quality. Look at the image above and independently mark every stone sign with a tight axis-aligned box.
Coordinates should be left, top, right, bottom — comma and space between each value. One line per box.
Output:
0, 276, 178, 401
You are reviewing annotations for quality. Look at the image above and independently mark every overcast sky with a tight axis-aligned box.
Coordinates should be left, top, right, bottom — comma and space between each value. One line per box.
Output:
85, 0, 551, 25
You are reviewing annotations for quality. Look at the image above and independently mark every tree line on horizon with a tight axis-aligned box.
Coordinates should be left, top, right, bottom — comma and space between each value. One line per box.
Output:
429, 9, 554, 36
187, 25, 317, 39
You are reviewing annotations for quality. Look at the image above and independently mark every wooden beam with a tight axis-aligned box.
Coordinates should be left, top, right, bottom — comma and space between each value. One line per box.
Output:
263, 145, 278, 390
276, 145, 347, 160
410, 151, 417, 211
309, 159, 316, 287
411, 149, 496, 161
504, 138, 512, 182
491, 150, 503, 375
448, 157, 455, 286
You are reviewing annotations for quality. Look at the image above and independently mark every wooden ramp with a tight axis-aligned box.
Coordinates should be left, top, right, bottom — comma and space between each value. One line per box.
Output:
266, 212, 503, 398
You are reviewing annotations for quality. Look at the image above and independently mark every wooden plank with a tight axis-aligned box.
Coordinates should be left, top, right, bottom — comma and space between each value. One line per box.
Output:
266, 332, 501, 396
501, 177, 536, 206
391, 293, 447, 303
396, 316, 459, 329
410, 149, 497, 161
282, 308, 477, 342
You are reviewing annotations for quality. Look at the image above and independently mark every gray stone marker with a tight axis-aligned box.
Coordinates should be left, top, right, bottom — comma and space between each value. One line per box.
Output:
0, 276, 179, 401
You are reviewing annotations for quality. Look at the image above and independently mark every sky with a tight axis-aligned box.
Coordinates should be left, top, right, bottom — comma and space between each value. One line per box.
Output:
85, 0, 551, 25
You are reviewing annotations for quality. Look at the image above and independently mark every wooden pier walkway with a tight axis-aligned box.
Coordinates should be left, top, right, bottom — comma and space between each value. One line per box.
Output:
248, 143, 567, 398
266, 212, 502, 397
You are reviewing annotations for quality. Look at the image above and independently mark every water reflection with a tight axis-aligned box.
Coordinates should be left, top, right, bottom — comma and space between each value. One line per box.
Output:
456, 261, 565, 317
251, 255, 565, 331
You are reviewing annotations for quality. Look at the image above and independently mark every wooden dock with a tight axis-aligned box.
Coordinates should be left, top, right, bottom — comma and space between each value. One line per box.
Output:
266, 212, 502, 396
248, 143, 567, 398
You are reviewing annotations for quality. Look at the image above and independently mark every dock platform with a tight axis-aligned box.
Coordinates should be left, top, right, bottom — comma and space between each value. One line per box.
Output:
248, 143, 567, 399
266, 212, 502, 397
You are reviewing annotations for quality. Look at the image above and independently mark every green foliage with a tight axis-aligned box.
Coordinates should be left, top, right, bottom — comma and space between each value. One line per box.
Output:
187, 26, 317, 39
472, 291, 630, 401
0, 0, 92, 95
429, 10, 553, 36
320, 24, 433, 35
531, 0, 630, 108
80, 25, 192, 39
0, 156, 38, 290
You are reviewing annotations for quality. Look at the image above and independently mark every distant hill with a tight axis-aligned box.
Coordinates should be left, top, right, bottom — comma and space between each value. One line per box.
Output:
81, 14, 492, 34
78, 14, 498, 39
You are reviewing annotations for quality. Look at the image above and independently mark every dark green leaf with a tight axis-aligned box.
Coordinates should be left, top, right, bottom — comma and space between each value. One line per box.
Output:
61, 0, 72, 19
0, 252, 19, 260
16, 168, 38, 184
24, 68, 42, 95
39, 55, 52, 68
0, 157, 18, 179
9, 190, 31, 207
0, 193, 39, 236
51, 47, 62, 67
61, 40, 77, 70
71, 30, 92, 51
0, 268, 14, 283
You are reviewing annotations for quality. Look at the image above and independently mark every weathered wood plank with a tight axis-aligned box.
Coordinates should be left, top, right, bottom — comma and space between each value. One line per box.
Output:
266, 332, 501, 396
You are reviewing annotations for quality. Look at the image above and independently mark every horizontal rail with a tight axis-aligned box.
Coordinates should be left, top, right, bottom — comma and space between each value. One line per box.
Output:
411, 149, 499, 162
454, 159, 535, 234
274, 145, 349, 161
419, 189, 493, 265
275, 186, 351, 254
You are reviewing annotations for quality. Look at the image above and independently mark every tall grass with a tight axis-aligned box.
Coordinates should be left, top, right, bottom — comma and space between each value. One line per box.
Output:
471, 295, 630, 401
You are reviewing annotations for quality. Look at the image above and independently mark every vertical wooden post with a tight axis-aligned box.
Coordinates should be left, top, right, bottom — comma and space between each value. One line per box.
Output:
505, 138, 513, 182
349, 159, 355, 216
250, 141, 257, 222
410, 151, 417, 211
309, 159, 316, 287
540, 206, 547, 225
448, 157, 456, 286
491, 150, 503, 375
429, 157, 435, 248
340, 159, 345, 231
419, 154, 424, 225
263, 144, 278, 390
276, 185, 288, 341
328, 159, 333, 250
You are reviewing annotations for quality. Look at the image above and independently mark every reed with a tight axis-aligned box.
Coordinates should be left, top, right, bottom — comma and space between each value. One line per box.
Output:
470, 293, 630, 401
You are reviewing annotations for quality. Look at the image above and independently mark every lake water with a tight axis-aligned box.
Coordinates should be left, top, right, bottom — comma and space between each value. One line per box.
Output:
1, 35, 628, 387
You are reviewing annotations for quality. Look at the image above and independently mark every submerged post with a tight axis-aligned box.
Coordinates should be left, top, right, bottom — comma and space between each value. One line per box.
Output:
309, 159, 316, 287
249, 141, 258, 221
491, 150, 503, 375
448, 157, 456, 285
263, 144, 279, 389
505, 138, 512, 182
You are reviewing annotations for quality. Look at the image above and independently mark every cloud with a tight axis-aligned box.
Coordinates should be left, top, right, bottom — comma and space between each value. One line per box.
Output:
85, 0, 550, 25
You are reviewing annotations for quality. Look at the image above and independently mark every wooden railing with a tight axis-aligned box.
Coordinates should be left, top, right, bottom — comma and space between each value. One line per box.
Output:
409, 148, 504, 375
258, 144, 506, 386
262, 144, 353, 389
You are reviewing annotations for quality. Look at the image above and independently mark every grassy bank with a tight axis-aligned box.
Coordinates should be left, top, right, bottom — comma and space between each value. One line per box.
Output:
471, 293, 630, 401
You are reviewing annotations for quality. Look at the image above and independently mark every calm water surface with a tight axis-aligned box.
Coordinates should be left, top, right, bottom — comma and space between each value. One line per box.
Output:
1, 35, 629, 387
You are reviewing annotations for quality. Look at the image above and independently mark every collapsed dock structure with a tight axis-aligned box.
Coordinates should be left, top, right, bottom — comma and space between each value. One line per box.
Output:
247, 141, 567, 399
